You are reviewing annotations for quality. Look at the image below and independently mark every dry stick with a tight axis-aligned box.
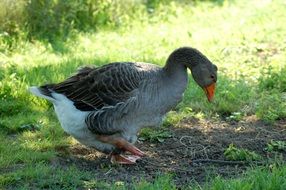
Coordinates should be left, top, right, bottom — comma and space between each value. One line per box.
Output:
255, 127, 286, 140
178, 135, 268, 166
104, 168, 113, 175
140, 159, 194, 173
179, 135, 211, 159
140, 158, 266, 175
190, 159, 267, 165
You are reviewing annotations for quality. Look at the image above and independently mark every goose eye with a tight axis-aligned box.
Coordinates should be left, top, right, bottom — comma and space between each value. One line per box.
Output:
210, 74, 216, 82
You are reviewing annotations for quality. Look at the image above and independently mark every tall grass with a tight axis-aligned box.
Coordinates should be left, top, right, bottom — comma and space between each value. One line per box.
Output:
0, 0, 176, 48
256, 67, 286, 122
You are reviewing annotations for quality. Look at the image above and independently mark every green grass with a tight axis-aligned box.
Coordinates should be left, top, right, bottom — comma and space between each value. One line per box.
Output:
1, 166, 176, 189
0, 163, 92, 189
193, 164, 286, 190
1, 0, 286, 189
1, 163, 286, 189
224, 144, 262, 161
265, 140, 286, 152
139, 128, 172, 142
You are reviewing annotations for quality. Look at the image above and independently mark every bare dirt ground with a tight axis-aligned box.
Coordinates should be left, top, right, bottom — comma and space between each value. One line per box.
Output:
53, 116, 286, 187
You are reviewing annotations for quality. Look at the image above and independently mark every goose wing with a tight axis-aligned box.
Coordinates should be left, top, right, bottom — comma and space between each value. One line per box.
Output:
48, 62, 147, 111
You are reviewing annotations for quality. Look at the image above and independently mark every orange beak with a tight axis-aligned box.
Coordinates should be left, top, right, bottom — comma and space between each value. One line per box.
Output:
203, 83, 216, 102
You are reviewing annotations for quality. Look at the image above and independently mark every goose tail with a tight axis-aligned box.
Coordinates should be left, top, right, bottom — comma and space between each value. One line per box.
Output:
29, 85, 56, 102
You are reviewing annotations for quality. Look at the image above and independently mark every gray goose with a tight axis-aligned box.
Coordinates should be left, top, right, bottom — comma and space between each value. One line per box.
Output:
29, 47, 217, 164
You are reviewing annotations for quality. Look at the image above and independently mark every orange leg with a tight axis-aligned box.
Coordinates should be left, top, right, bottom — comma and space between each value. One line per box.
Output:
96, 135, 144, 164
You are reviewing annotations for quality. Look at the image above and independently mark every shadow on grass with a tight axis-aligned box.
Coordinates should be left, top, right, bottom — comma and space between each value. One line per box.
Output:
27, 117, 285, 188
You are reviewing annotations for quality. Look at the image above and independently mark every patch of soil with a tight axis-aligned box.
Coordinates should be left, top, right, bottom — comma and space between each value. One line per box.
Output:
53, 116, 286, 187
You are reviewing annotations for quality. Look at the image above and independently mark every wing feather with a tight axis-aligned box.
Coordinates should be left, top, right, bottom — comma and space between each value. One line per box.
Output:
46, 62, 145, 111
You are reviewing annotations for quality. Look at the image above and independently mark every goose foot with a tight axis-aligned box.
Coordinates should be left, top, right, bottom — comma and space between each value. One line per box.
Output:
97, 135, 145, 156
111, 154, 141, 164
114, 139, 144, 156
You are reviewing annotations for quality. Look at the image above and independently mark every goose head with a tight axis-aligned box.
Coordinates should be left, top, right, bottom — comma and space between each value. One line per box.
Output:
166, 47, 218, 101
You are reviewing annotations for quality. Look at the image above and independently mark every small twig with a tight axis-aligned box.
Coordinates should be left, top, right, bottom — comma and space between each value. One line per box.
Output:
104, 168, 113, 175
140, 159, 194, 173
179, 135, 193, 147
179, 135, 211, 159
0, 164, 25, 173
140, 159, 166, 168
255, 127, 286, 138
190, 159, 267, 165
